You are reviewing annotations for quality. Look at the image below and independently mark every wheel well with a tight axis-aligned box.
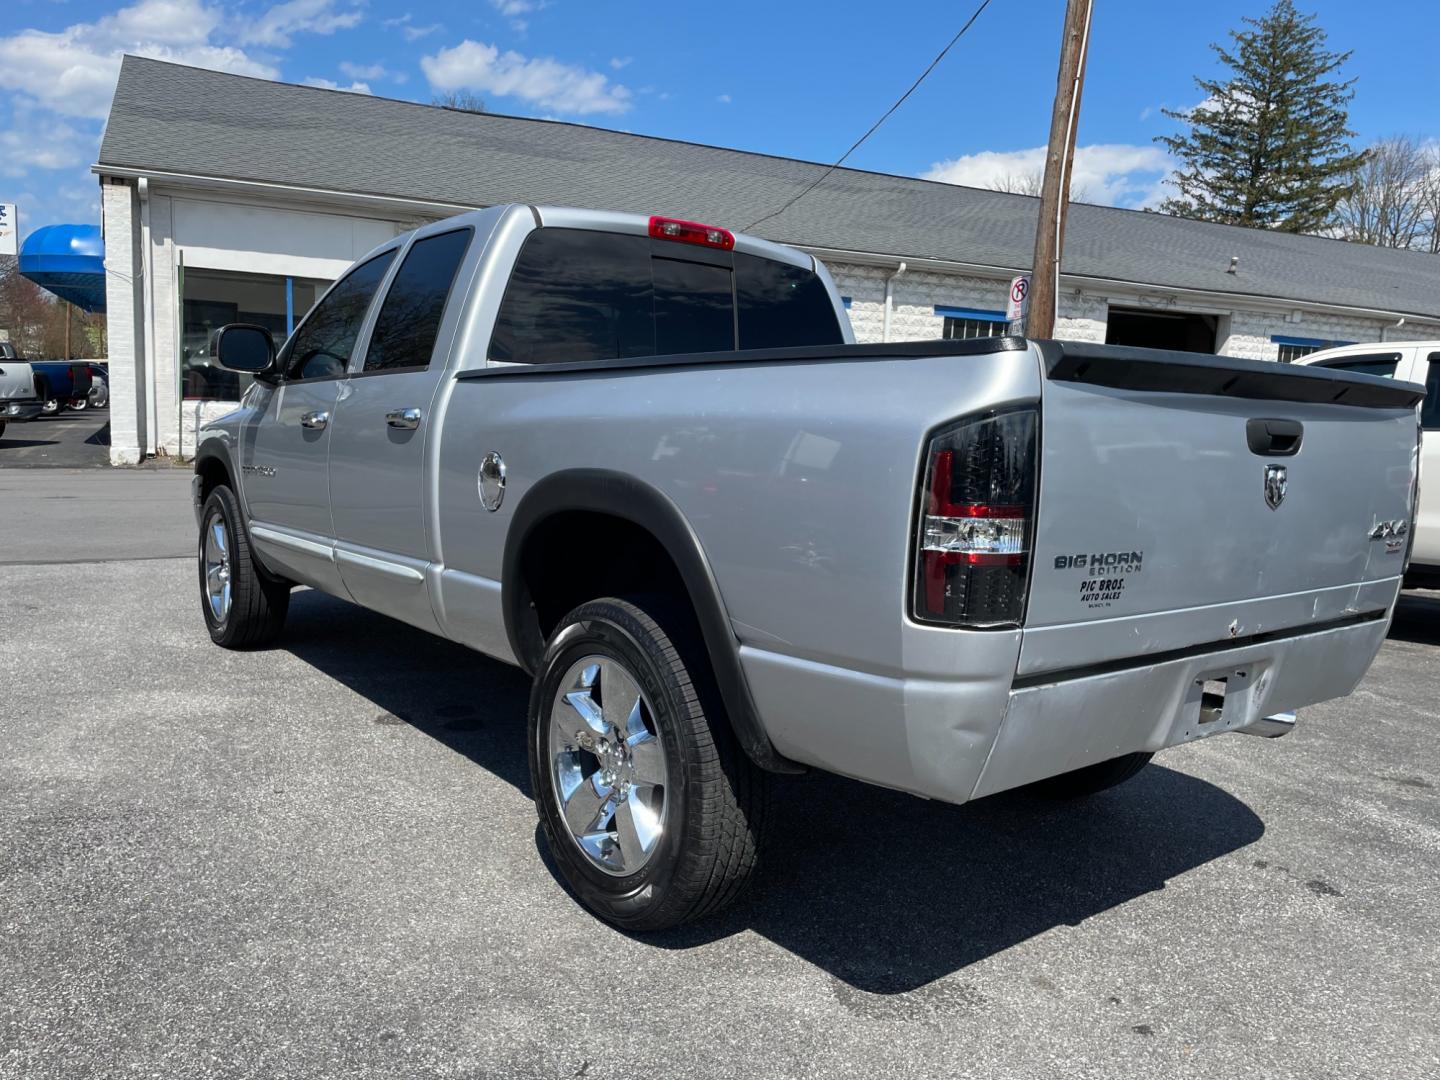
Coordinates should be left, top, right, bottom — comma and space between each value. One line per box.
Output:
195, 454, 231, 504
514, 511, 694, 671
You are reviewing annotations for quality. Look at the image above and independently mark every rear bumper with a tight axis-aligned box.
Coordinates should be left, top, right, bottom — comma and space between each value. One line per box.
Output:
741, 610, 1388, 806
970, 612, 1388, 798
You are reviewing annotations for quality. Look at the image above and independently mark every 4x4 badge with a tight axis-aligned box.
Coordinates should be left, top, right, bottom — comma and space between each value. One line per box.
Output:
1264, 464, 1287, 510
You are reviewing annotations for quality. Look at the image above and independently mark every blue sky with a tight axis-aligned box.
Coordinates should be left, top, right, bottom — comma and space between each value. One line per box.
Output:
2, 0, 1437, 236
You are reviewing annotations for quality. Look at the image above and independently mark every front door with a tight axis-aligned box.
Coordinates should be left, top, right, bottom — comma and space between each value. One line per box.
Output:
328, 226, 474, 632
241, 247, 399, 593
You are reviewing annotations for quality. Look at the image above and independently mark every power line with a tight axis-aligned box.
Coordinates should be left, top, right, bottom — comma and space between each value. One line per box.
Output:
743, 0, 997, 233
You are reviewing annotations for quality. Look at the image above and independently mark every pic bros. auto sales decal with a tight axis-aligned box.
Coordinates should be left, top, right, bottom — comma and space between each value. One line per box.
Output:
1052, 550, 1145, 609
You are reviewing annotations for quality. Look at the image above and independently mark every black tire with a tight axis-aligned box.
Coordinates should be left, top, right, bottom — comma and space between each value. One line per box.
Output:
1031, 752, 1153, 799
37, 380, 60, 416
528, 596, 769, 931
198, 484, 289, 648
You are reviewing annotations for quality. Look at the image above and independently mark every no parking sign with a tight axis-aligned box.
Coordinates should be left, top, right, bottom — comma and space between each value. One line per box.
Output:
1006, 275, 1030, 322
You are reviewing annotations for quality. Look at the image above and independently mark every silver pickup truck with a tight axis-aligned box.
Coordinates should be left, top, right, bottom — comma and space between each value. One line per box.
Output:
193, 204, 1422, 930
0, 343, 44, 438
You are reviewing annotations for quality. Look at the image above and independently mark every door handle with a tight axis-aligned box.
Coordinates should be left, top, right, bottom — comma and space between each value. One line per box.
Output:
300, 410, 330, 430
1246, 417, 1303, 457
386, 408, 422, 430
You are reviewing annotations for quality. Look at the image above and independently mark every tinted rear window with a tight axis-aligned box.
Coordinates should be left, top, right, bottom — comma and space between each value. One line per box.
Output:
363, 228, 472, 372
653, 256, 734, 355
490, 227, 842, 365
735, 252, 844, 350
1319, 354, 1401, 378
489, 229, 655, 365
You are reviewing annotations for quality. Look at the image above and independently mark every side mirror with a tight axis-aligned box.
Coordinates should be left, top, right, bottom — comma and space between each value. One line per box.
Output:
213, 324, 277, 378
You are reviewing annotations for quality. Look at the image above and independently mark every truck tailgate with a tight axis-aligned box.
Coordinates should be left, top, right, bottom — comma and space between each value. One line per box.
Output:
1020, 342, 1421, 678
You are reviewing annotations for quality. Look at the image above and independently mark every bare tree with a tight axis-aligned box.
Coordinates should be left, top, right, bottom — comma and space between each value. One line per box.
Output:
1332, 136, 1431, 248
990, 169, 1045, 196
989, 168, 1091, 204
432, 90, 486, 113
1420, 144, 1440, 254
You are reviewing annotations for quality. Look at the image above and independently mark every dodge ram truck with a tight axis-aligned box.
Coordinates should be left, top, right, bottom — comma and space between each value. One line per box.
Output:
0, 343, 43, 438
193, 204, 1423, 930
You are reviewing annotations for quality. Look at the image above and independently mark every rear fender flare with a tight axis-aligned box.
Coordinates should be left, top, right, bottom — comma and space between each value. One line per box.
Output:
502, 469, 802, 774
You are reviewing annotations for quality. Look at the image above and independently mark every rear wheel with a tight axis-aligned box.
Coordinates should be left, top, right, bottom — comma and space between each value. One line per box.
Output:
529, 596, 769, 931
198, 484, 289, 648
1031, 752, 1153, 799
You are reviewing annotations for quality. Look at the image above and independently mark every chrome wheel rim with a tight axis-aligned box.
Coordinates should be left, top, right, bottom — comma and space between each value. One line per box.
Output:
548, 655, 668, 877
203, 511, 232, 625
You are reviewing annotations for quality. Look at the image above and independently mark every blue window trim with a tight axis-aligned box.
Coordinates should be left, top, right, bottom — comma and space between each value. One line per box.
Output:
1271, 334, 1355, 348
285, 277, 295, 335
840, 296, 852, 309
936, 305, 1006, 322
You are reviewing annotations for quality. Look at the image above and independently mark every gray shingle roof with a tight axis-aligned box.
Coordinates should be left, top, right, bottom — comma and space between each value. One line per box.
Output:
99, 55, 1440, 321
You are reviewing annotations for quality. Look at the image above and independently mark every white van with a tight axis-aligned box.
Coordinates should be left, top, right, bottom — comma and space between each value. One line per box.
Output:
1296, 341, 1438, 585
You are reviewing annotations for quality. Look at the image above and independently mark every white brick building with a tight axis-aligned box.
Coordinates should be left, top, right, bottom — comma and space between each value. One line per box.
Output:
96, 57, 1440, 464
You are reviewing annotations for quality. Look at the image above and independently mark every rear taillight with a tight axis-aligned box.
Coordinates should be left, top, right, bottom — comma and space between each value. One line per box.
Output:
648, 214, 735, 250
912, 408, 1038, 628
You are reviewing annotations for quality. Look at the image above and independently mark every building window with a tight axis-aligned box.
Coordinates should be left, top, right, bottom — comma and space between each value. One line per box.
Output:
1271, 335, 1355, 364
841, 296, 852, 309
937, 306, 1007, 340
181, 268, 328, 400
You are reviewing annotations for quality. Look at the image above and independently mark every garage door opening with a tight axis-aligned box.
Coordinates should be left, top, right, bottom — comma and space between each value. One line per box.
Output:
1105, 307, 1218, 354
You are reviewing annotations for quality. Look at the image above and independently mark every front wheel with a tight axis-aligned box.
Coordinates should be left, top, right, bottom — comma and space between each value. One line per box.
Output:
198, 484, 289, 648
529, 597, 769, 931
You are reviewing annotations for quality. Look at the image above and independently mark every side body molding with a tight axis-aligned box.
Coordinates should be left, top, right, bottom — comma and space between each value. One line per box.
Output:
501, 469, 802, 774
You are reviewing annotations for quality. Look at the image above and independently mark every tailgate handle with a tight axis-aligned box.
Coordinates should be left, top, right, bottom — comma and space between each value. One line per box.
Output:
1246, 418, 1303, 457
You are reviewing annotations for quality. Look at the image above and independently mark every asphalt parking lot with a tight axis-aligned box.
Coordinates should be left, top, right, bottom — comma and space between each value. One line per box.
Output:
0, 408, 111, 468
2, 471, 1438, 1079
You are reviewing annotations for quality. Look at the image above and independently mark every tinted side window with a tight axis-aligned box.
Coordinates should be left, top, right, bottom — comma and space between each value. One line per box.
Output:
490, 229, 654, 365
1422, 358, 1440, 431
735, 253, 844, 350
1320, 354, 1401, 378
653, 256, 734, 355
282, 250, 396, 380
363, 229, 472, 373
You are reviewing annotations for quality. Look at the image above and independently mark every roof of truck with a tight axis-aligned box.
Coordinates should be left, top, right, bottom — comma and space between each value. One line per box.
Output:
98, 55, 1440, 323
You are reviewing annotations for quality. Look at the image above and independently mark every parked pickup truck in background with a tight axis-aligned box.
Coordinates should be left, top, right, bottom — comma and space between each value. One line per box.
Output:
0, 343, 43, 438
192, 204, 1423, 930
28, 359, 94, 415
1297, 341, 1437, 586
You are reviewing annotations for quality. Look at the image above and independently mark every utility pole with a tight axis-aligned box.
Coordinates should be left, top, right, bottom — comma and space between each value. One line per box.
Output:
1024, 0, 1093, 339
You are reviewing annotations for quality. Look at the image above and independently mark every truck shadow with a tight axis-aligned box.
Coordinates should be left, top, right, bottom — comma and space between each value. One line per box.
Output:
282, 589, 1264, 995
1388, 592, 1440, 646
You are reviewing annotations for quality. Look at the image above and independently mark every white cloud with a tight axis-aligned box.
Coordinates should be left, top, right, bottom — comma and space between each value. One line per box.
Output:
716, 93, 731, 104
489, 0, 543, 31
339, 60, 398, 81
0, 103, 90, 178
421, 40, 631, 115
302, 76, 370, 93
0, 0, 274, 119
923, 143, 1173, 208
237, 0, 362, 48
381, 13, 440, 40
609, 56, 631, 70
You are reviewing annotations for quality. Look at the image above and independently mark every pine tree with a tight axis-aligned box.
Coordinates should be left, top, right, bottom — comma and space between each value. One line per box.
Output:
1156, 0, 1364, 233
